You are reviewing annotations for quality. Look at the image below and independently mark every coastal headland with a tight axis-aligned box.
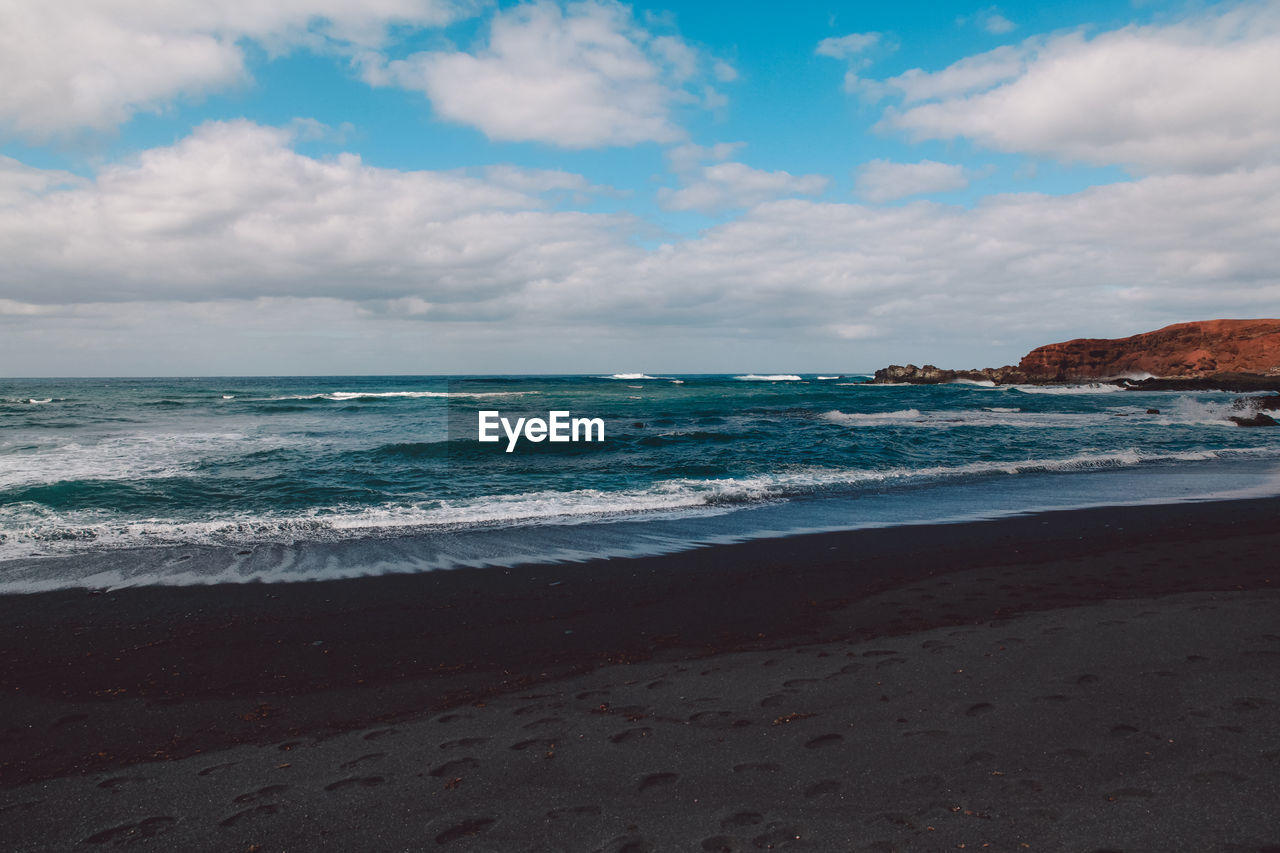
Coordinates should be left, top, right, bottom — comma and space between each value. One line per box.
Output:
871, 319, 1280, 392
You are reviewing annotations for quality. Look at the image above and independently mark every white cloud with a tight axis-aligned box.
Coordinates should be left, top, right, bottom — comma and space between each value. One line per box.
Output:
0, 0, 475, 137
0, 120, 632, 306
814, 32, 881, 59
877, 6, 1280, 172
658, 162, 829, 212
713, 60, 739, 82
369, 1, 721, 148
4, 123, 1280, 371
855, 159, 970, 202
983, 13, 1015, 34
665, 141, 745, 173
886, 43, 1030, 102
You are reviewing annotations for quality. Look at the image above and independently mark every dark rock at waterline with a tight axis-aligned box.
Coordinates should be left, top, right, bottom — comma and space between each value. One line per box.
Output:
1232, 394, 1280, 411
870, 364, 1032, 385
1228, 412, 1278, 427
1146, 408, 1160, 414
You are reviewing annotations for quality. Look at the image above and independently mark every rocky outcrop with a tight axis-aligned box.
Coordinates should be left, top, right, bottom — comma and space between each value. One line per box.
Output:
871, 364, 1031, 385
1229, 412, 1278, 427
869, 320, 1280, 388
1229, 394, 1280, 426
1017, 319, 1280, 381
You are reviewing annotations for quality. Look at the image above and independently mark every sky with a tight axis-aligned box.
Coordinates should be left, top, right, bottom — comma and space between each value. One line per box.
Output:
1, 0, 1278, 376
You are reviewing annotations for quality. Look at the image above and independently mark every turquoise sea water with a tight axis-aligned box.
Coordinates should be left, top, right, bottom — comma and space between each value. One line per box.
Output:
2, 375, 1279, 591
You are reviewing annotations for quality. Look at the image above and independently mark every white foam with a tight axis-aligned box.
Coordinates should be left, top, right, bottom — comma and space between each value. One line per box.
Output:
5, 446, 1274, 564
735, 374, 803, 381
821, 409, 923, 424
821, 408, 1112, 429
607, 373, 664, 380
0, 432, 298, 489
274, 391, 525, 401
816, 376, 842, 380
1010, 383, 1125, 395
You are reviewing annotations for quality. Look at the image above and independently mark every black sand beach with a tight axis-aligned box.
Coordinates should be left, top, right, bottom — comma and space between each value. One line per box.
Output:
2, 498, 1279, 850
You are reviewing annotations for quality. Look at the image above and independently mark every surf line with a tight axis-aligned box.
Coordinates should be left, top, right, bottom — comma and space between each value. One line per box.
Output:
478, 410, 605, 453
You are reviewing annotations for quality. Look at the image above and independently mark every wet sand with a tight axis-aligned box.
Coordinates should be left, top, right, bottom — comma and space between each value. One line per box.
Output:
2, 497, 1279, 850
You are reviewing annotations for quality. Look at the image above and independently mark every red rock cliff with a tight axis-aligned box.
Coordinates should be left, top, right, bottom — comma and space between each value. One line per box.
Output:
1018, 319, 1280, 380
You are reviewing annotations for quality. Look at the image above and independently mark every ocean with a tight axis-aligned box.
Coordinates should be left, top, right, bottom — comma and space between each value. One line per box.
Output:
2, 374, 1279, 592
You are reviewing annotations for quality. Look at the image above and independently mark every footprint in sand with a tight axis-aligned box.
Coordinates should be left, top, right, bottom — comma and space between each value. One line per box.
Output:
804, 780, 841, 797
522, 716, 565, 730
440, 737, 490, 750
197, 761, 238, 777
511, 738, 555, 752
720, 811, 764, 829
220, 804, 280, 827
232, 784, 288, 804
324, 776, 385, 791
700, 835, 739, 852
804, 734, 843, 749
546, 805, 601, 820
434, 817, 496, 845
733, 762, 781, 774
362, 728, 399, 741
965, 703, 995, 717
752, 824, 806, 849
636, 772, 679, 792
598, 834, 652, 853
84, 817, 176, 844
429, 758, 479, 777
340, 753, 385, 771
97, 776, 148, 790
436, 713, 472, 724
610, 727, 654, 744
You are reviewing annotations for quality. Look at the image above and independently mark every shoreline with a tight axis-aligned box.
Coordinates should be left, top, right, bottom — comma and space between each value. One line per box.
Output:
3, 495, 1280, 849
2, 496, 1279, 787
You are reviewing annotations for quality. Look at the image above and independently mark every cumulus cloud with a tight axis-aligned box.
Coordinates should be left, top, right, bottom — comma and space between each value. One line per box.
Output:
0, 0, 475, 137
658, 162, 829, 212
814, 32, 881, 59
855, 159, 970, 202
367, 1, 725, 148
0, 120, 633, 306
876, 5, 1280, 173
982, 12, 1015, 34
3, 122, 1280, 370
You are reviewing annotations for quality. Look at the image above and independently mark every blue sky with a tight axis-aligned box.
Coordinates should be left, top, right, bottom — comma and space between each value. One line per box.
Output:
1, 0, 1277, 375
